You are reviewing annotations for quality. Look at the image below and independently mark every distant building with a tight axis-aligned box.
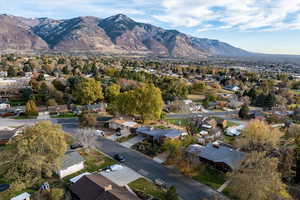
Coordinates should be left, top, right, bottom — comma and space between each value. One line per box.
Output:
108, 118, 138, 134
57, 151, 85, 179
224, 85, 240, 92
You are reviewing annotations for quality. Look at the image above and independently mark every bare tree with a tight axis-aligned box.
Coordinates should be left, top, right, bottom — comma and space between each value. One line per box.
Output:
75, 128, 96, 152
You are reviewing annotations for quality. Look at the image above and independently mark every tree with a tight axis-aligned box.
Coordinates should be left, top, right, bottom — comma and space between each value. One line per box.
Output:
25, 100, 38, 116
165, 186, 179, 200
0, 121, 67, 192
192, 81, 206, 94
229, 152, 290, 200
105, 83, 120, 102
134, 84, 164, 121
51, 188, 64, 200
72, 78, 103, 105
296, 136, 300, 183
7, 66, 17, 77
79, 113, 97, 128
235, 120, 283, 152
238, 104, 249, 119
113, 84, 164, 122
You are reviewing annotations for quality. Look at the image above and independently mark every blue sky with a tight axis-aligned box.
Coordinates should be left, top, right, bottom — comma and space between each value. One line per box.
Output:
1, 0, 300, 55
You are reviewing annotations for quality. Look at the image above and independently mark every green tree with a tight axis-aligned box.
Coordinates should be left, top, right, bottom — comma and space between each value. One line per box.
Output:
165, 186, 179, 200
134, 84, 164, 121
25, 100, 38, 116
238, 104, 249, 119
72, 78, 103, 105
105, 83, 120, 102
7, 66, 17, 77
0, 121, 67, 192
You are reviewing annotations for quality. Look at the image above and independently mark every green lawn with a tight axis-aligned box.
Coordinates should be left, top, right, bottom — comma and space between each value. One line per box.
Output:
192, 166, 226, 189
50, 112, 77, 118
165, 118, 188, 126
227, 121, 239, 127
12, 115, 37, 120
128, 178, 166, 200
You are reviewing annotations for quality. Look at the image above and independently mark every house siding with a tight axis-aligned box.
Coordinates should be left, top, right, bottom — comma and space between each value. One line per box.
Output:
58, 162, 84, 179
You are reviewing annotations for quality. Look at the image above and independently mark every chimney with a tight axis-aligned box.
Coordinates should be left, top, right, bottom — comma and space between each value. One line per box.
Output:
105, 184, 112, 192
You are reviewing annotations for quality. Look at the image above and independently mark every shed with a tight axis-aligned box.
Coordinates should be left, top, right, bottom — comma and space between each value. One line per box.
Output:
11, 192, 31, 200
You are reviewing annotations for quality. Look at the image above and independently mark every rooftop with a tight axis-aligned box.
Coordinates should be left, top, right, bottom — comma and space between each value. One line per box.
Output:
187, 143, 245, 170
60, 151, 85, 170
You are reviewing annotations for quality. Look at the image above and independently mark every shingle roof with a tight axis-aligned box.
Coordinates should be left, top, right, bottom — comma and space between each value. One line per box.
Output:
60, 151, 85, 170
70, 174, 141, 200
187, 143, 245, 170
0, 130, 16, 141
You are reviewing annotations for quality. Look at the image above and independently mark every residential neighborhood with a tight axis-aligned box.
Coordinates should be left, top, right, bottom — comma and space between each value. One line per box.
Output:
0, 54, 299, 200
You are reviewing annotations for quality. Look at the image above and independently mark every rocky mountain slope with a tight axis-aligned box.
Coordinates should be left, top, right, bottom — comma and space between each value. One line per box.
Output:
0, 13, 252, 58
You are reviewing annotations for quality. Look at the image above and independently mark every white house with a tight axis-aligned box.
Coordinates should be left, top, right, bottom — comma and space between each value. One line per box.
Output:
57, 151, 85, 179
11, 192, 31, 200
225, 125, 245, 136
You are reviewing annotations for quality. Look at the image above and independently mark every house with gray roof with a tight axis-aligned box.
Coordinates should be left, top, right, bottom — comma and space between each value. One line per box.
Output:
136, 126, 187, 142
57, 151, 85, 178
187, 142, 246, 171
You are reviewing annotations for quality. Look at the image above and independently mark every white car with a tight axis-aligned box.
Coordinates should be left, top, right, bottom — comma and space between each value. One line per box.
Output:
104, 164, 124, 172
95, 130, 105, 136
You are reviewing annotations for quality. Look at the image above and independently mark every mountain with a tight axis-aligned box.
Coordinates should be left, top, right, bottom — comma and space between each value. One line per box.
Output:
0, 13, 252, 58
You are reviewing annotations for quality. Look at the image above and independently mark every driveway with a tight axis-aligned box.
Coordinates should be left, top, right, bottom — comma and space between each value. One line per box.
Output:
100, 165, 143, 186
120, 135, 145, 148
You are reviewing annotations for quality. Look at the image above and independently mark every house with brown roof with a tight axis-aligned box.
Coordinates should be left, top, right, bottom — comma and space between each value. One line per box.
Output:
69, 174, 141, 200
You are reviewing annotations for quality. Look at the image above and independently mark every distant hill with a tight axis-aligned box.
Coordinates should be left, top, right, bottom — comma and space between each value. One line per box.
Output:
0, 13, 288, 59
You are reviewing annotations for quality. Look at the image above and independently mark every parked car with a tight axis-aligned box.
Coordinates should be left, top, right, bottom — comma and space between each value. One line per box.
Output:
103, 164, 124, 172
114, 154, 125, 162
95, 130, 105, 136
70, 143, 83, 149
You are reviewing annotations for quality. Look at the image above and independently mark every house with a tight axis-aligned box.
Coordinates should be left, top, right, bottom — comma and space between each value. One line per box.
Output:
193, 117, 217, 130
187, 142, 246, 171
224, 85, 240, 92
69, 174, 141, 200
225, 125, 245, 136
196, 128, 222, 144
57, 151, 85, 179
11, 192, 31, 200
136, 126, 187, 142
108, 118, 138, 134
84, 103, 107, 113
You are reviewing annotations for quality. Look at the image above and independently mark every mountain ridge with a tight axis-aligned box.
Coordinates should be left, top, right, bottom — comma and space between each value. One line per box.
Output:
0, 13, 252, 58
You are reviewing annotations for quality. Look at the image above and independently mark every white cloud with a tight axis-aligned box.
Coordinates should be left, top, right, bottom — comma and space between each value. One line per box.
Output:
154, 0, 300, 31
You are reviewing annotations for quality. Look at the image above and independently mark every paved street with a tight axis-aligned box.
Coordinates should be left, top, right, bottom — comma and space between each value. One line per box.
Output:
0, 117, 229, 200
93, 138, 228, 200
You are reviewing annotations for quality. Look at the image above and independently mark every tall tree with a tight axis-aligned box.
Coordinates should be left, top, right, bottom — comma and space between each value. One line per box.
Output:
25, 100, 38, 116
229, 152, 290, 200
7, 66, 17, 77
236, 119, 283, 152
105, 83, 120, 102
72, 78, 103, 105
0, 121, 67, 194
238, 104, 249, 119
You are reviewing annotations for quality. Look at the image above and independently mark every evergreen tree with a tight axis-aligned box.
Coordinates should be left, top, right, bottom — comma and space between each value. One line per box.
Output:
165, 186, 179, 200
